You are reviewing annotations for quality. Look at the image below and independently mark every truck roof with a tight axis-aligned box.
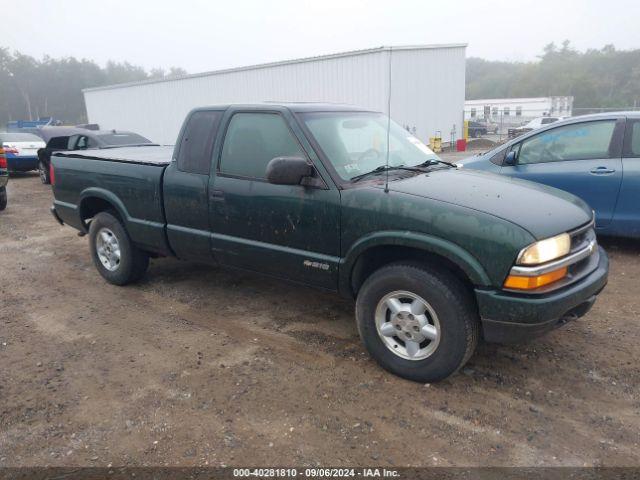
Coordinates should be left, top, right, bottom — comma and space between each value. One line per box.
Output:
191, 102, 377, 113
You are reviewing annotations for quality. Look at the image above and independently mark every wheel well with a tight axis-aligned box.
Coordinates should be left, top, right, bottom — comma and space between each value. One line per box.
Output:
350, 246, 475, 298
79, 197, 121, 227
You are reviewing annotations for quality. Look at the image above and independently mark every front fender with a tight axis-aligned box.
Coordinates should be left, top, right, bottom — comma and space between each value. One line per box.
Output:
339, 230, 492, 296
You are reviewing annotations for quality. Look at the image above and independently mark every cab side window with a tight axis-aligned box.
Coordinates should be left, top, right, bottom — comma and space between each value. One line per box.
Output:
517, 120, 616, 165
219, 113, 305, 179
177, 110, 222, 175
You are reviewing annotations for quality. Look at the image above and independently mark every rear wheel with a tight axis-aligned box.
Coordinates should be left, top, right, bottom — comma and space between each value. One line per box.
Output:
356, 262, 479, 383
0, 187, 7, 211
89, 211, 149, 285
38, 161, 50, 184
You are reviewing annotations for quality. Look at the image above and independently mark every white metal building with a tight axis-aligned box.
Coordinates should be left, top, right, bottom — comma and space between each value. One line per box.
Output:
83, 44, 466, 145
464, 96, 574, 121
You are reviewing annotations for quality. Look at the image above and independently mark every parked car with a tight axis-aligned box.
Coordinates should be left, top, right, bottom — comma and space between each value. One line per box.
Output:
508, 116, 561, 138
37, 129, 155, 184
0, 132, 46, 173
50, 103, 608, 382
0, 147, 8, 210
467, 121, 487, 138
468, 120, 498, 138
459, 112, 640, 238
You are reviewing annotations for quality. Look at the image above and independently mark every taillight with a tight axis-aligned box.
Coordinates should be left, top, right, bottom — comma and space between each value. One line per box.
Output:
3, 147, 18, 154
0, 148, 6, 169
49, 162, 55, 185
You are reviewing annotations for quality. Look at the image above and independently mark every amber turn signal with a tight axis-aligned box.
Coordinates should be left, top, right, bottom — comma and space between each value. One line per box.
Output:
503, 267, 568, 290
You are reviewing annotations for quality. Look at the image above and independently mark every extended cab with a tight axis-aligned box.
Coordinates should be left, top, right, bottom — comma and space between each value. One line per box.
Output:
50, 104, 609, 382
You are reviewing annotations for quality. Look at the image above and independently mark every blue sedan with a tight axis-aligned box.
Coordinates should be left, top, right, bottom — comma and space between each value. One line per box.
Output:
459, 112, 640, 239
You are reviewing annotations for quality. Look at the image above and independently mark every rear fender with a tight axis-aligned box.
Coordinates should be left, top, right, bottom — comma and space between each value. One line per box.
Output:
78, 187, 131, 231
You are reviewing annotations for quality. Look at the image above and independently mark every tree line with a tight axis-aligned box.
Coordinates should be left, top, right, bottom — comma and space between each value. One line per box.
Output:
467, 42, 640, 111
1, 42, 639, 128
0, 48, 186, 127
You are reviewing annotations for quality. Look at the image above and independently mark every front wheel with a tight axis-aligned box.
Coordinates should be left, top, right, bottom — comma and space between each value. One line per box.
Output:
38, 161, 50, 184
356, 262, 479, 383
89, 211, 149, 285
0, 187, 7, 211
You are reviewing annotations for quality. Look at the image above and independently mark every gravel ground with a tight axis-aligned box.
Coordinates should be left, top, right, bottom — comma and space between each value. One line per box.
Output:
1, 172, 639, 467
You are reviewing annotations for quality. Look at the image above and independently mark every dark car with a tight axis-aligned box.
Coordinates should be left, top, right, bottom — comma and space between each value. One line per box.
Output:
50, 103, 608, 383
37, 129, 155, 184
467, 121, 487, 138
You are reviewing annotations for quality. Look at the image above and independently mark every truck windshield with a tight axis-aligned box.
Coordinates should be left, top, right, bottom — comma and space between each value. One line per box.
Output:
301, 112, 441, 181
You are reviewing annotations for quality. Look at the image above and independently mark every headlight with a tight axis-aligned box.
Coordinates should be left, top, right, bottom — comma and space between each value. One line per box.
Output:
517, 233, 571, 265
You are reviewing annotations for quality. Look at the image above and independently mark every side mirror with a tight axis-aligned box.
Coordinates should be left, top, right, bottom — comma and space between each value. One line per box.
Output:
266, 156, 313, 185
504, 150, 517, 166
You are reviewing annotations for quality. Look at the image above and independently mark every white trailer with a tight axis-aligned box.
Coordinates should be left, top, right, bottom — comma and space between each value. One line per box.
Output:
83, 44, 466, 145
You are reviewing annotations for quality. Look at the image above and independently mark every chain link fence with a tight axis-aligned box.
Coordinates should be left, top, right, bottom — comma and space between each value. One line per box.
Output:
465, 106, 640, 146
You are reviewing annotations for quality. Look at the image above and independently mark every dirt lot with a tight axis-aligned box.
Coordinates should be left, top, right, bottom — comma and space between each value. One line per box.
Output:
1, 172, 639, 468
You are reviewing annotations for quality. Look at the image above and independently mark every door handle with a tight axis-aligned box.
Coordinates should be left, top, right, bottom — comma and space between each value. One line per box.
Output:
589, 167, 616, 175
210, 189, 225, 201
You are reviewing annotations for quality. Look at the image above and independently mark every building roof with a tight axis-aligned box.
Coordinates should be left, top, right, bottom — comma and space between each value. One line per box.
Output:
83, 43, 467, 93
465, 96, 573, 105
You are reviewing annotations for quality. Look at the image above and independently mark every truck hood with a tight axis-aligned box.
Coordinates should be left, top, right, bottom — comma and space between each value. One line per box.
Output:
386, 169, 592, 239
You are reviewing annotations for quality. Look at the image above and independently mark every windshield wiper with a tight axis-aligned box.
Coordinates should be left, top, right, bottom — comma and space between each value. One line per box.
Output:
415, 158, 457, 168
350, 165, 426, 183
100, 143, 160, 149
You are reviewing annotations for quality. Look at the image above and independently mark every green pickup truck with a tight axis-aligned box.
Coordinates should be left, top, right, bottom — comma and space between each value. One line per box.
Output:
50, 103, 608, 382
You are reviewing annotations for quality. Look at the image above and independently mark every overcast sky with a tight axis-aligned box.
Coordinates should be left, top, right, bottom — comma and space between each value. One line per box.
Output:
5, 0, 639, 73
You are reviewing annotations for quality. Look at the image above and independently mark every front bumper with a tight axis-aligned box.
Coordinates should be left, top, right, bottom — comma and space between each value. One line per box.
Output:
7, 155, 39, 172
476, 247, 609, 343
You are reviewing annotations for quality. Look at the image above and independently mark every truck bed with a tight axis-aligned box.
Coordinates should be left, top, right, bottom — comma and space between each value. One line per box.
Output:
51, 147, 174, 256
54, 146, 174, 166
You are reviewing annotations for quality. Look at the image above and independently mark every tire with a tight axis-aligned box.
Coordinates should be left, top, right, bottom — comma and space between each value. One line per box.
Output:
38, 161, 50, 184
0, 187, 6, 211
88, 211, 149, 285
356, 262, 479, 383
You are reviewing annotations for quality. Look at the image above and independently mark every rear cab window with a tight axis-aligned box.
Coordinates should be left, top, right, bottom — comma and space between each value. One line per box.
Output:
176, 110, 223, 174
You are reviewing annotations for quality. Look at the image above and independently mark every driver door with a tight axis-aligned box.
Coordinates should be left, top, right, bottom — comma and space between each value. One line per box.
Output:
209, 109, 341, 289
501, 118, 624, 227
